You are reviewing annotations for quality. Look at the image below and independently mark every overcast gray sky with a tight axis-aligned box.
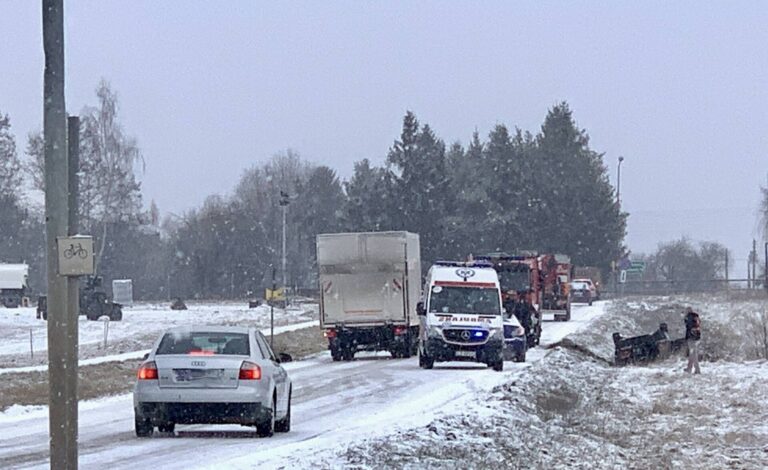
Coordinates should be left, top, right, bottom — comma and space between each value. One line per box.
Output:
1, 1, 767, 267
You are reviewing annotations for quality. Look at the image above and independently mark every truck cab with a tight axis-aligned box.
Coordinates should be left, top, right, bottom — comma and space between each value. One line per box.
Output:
417, 261, 505, 371
0, 263, 29, 308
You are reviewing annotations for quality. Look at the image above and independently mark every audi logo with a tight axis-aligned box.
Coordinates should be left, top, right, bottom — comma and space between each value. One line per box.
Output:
190, 361, 206, 367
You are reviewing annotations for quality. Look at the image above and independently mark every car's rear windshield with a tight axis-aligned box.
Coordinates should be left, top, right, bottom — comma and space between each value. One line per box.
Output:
156, 332, 250, 356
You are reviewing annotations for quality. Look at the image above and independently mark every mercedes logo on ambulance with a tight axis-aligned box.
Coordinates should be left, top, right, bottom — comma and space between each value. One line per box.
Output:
455, 268, 476, 281
460, 330, 471, 340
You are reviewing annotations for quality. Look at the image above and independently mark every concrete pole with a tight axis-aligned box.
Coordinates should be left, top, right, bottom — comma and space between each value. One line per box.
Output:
43, 0, 76, 468
65, 115, 80, 466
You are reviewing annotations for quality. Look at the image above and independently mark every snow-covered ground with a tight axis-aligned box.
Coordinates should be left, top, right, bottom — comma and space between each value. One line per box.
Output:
0, 302, 317, 368
328, 295, 768, 469
0, 302, 608, 469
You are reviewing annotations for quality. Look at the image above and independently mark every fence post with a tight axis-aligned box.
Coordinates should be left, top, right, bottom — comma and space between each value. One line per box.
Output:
102, 317, 110, 349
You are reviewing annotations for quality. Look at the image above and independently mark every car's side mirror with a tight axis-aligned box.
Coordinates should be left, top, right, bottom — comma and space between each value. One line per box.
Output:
416, 302, 426, 316
142, 352, 149, 361
278, 352, 293, 363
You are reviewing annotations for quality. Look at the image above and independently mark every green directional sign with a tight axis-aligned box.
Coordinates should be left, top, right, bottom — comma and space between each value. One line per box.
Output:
626, 261, 646, 273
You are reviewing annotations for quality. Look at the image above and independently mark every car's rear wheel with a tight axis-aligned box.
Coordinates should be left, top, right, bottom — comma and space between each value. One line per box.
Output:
275, 389, 291, 433
256, 395, 275, 437
491, 358, 504, 371
135, 415, 153, 437
158, 422, 175, 433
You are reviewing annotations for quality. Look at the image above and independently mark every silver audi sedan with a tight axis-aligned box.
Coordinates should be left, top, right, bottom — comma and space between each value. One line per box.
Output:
133, 326, 292, 437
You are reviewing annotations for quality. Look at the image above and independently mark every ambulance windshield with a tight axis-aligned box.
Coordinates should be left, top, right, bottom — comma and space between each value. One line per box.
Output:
428, 286, 501, 315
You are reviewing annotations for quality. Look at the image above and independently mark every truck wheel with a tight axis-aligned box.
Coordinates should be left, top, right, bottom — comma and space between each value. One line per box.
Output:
419, 349, 434, 369
330, 346, 342, 362
158, 422, 175, 433
110, 305, 123, 321
341, 347, 354, 361
491, 359, 504, 372
400, 336, 412, 359
86, 293, 108, 320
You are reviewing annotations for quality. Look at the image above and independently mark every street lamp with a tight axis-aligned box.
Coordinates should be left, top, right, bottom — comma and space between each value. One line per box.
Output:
617, 156, 625, 209
279, 191, 290, 301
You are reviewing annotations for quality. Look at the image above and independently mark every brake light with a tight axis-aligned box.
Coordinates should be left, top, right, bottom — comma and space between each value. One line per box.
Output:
189, 350, 214, 356
393, 326, 407, 336
239, 361, 262, 380
324, 329, 337, 339
137, 361, 158, 380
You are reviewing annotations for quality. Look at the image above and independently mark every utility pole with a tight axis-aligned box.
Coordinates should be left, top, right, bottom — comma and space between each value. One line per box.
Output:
65, 115, 80, 467
43, 1, 76, 468
279, 191, 290, 304
752, 239, 758, 290
616, 156, 625, 208
270, 266, 276, 349
764, 242, 767, 291
724, 249, 729, 291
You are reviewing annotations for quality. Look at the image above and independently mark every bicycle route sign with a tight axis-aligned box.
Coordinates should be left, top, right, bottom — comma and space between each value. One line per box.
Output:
56, 235, 94, 276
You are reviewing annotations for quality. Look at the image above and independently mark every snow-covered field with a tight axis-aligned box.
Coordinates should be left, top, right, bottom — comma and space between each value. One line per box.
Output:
0, 302, 317, 369
0, 302, 608, 469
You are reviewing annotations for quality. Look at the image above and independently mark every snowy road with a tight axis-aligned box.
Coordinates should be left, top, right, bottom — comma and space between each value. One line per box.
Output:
0, 302, 607, 469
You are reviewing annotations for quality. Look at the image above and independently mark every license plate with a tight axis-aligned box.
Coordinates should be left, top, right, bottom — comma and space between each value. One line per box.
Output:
455, 350, 475, 358
175, 369, 223, 381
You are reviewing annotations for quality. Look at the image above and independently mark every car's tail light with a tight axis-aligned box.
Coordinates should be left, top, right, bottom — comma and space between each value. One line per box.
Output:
324, 329, 337, 339
137, 361, 158, 380
394, 326, 407, 336
239, 361, 262, 380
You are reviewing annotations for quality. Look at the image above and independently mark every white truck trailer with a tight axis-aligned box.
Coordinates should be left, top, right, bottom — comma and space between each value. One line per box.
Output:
0, 263, 29, 308
317, 231, 421, 361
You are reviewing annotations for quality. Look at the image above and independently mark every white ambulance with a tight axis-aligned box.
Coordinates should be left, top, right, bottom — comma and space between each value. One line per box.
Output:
417, 261, 505, 371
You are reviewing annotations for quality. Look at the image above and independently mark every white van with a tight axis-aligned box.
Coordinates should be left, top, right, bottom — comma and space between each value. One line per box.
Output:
417, 261, 505, 371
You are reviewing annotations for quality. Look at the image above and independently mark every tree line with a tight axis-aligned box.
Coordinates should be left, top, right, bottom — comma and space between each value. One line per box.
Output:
1, 81, 634, 300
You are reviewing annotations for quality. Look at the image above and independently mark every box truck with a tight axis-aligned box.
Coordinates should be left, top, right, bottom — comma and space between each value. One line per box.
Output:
317, 232, 421, 361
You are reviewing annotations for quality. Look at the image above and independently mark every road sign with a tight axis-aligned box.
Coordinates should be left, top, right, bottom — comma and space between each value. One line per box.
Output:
620, 270, 627, 283
626, 261, 646, 274
265, 287, 285, 301
56, 235, 94, 276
